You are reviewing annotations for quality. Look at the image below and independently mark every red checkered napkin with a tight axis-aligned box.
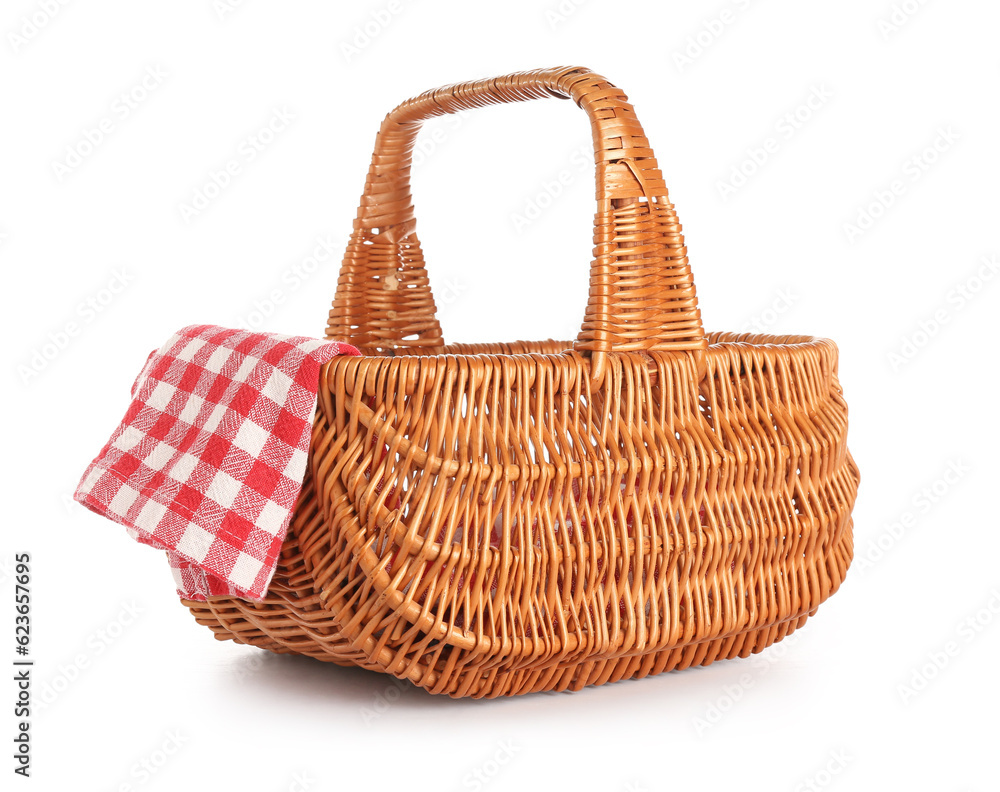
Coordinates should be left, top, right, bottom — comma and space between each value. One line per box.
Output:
74, 325, 359, 601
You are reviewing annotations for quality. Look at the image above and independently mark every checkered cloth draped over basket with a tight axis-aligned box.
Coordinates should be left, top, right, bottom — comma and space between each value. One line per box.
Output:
74, 325, 360, 601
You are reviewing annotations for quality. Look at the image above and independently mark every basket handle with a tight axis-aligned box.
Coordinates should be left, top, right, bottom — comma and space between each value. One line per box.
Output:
327, 66, 707, 382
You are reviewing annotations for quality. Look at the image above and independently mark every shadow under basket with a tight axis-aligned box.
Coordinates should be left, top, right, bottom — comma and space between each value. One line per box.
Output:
183, 67, 859, 698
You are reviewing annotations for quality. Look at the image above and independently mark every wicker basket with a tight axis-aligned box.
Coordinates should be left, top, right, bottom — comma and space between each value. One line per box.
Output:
184, 67, 860, 698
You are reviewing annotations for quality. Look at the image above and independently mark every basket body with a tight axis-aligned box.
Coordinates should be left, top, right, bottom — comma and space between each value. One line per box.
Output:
184, 68, 859, 697
186, 335, 858, 697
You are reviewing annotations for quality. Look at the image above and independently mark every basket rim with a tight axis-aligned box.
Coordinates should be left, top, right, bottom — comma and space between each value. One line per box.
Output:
322, 333, 837, 362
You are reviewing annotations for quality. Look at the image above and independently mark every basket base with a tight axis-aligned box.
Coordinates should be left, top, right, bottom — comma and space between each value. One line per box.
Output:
184, 593, 816, 698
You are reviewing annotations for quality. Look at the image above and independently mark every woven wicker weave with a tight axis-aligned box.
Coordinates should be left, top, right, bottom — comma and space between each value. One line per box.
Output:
184, 67, 859, 698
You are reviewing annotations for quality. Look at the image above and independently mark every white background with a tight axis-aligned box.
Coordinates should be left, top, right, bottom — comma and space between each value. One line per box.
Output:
2, 1, 998, 790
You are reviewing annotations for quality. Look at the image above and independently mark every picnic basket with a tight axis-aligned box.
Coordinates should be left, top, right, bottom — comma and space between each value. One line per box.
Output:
183, 66, 860, 698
